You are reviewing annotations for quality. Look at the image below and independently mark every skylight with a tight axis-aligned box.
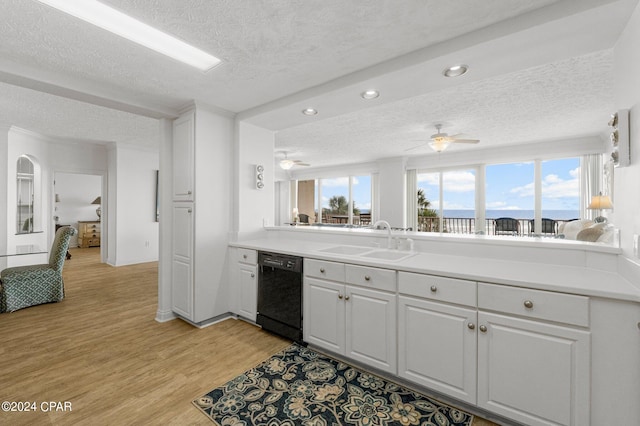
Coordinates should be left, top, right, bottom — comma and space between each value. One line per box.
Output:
36, 0, 222, 71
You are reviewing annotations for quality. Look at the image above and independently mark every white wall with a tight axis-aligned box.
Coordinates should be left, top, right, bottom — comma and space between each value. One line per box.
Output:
377, 157, 407, 228
613, 2, 640, 260
111, 145, 159, 266
54, 172, 102, 247
236, 121, 275, 236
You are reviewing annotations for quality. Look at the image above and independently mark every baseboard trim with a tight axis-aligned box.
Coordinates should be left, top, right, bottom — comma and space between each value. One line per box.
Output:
155, 309, 176, 323
175, 312, 235, 329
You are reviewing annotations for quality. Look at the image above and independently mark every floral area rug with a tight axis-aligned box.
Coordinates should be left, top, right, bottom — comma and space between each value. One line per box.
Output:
194, 343, 474, 426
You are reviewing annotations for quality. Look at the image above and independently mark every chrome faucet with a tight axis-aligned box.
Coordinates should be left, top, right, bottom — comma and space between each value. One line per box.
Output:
372, 220, 392, 249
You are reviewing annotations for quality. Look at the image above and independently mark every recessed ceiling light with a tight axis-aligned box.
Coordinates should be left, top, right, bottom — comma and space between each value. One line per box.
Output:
361, 90, 380, 100
36, 0, 221, 71
443, 64, 469, 78
302, 108, 318, 116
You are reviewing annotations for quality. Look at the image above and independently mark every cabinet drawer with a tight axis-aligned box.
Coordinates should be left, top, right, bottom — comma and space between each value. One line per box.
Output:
399, 272, 476, 307
345, 264, 396, 292
83, 232, 100, 238
305, 259, 345, 282
237, 248, 257, 264
478, 282, 589, 327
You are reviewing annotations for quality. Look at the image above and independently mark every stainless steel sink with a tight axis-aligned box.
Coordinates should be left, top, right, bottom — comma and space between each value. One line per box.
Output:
318, 245, 373, 255
360, 250, 416, 261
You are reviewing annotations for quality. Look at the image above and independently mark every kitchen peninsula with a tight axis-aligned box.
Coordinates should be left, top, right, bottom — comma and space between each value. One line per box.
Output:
228, 225, 640, 426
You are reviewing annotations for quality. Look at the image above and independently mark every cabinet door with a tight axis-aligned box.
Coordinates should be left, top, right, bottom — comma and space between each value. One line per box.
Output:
346, 286, 396, 374
477, 312, 590, 426
171, 204, 194, 319
238, 264, 257, 322
398, 296, 477, 404
172, 111, 195, 201
303, 278, 345, 354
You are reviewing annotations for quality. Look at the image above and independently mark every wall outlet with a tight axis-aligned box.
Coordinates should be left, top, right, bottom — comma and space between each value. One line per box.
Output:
634, 234, 639, 258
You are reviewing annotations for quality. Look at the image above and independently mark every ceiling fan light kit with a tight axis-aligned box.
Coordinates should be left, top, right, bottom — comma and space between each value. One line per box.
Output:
280, 159, 294, 170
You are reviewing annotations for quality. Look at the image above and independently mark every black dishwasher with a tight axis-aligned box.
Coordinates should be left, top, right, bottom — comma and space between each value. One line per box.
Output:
257, 251, 303, 343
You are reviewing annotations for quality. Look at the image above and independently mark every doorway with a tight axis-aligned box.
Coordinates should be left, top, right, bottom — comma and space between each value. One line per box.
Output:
54, 172, 104, 261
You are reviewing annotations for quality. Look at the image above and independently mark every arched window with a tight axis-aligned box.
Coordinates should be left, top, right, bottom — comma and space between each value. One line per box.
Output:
16, 155, 35, 234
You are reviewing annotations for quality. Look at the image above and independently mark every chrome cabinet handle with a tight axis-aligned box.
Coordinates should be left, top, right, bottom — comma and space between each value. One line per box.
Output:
430, 285, 437, 292
338, 293, 343, 299
479, 325, 487, 333
364, 275, 371, 281
345, 295, 350, 301
467, 323, 476, 330
320, 268, 325, 273
524, 300, 534, 309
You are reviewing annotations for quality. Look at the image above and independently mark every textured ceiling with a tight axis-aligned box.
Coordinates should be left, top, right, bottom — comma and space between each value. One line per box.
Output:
0, 0, 634, 167
275, 50, 614, 168
0, 82, 159, 146
0, 0, 557, 112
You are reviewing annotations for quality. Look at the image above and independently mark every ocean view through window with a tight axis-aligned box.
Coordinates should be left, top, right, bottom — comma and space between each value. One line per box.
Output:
415, 157, 581, 236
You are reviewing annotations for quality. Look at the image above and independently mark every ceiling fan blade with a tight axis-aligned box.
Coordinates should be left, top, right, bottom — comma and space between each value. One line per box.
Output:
450, 139, 480, 144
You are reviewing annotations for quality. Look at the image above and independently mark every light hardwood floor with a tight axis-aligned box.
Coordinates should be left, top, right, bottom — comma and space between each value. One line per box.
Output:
0, 247, 498, 425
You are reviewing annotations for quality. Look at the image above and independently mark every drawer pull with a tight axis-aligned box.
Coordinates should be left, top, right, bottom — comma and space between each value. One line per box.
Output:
320, 268, 325, 273
250, 273, 255, 278
479, 325, 487, 333
430, 285, 437, 293
187, 190, 192, 195
364, 275, 371, 281
523, 300, 534, 309
345, 295, 350, 301
467, 323, 476, 330
338, 293, 343, 299
243, 254, 247, 259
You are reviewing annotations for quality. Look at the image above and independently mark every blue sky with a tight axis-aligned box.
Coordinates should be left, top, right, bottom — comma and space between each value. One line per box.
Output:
418, 157, 580, 212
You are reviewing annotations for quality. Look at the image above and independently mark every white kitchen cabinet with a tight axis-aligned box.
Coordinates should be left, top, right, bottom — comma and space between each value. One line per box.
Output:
397, 272, 478, 404
304, 277, 345, 354
477, 283, 591, 426
236, 248, 258, 322
171, 203, 194, 318
303, 260, 397, 374
345, 284, 396, 373
172, 110, 194, 202
170, 106, 233, 324
398, 296, 477, 404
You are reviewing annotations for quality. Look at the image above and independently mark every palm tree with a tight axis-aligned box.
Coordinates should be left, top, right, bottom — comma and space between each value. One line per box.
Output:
417, 189, 439, 231
417, 189, 438, 217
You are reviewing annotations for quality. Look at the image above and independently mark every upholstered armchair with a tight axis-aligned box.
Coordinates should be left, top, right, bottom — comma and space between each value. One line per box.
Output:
0, 226, 76, 313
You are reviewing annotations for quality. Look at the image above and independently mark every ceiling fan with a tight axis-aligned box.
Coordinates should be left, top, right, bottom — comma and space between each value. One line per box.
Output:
279, 152, 310, 170
405, 124, 480, 153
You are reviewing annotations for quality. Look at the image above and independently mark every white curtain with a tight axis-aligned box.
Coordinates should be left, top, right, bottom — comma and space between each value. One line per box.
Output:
406, 169, 417, 231
581, 154, 602, 220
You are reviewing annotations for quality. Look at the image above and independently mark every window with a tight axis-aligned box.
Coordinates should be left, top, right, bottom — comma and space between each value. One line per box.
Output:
294, 175, 372, 225
412, 158, 581, 236
541, 158, 580, 221
485, 162, 534, 235
416, 169, 476, 233
16, 155, 35, 234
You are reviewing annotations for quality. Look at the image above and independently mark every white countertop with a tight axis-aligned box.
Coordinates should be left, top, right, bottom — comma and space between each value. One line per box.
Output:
231, 237, 640, 303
